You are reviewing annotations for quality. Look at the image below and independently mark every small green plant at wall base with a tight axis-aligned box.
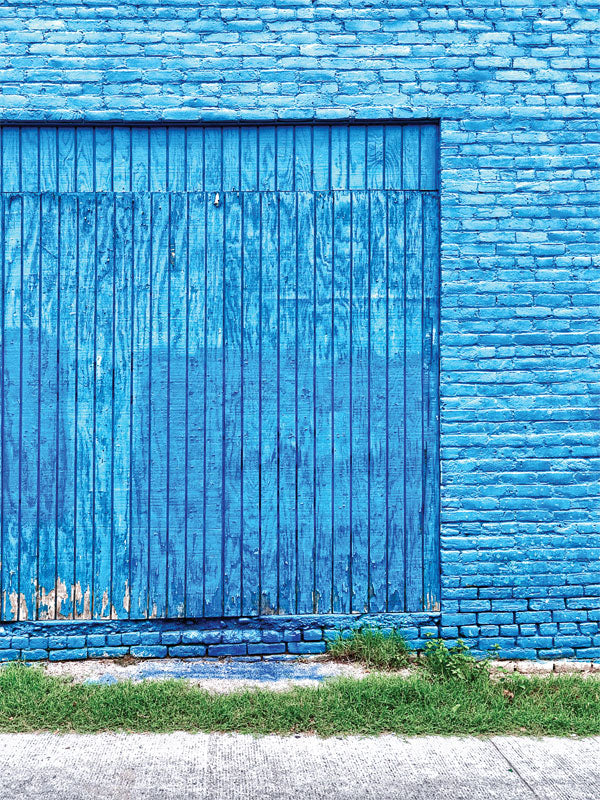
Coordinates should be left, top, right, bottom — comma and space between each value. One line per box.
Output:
326, 627, 411, 670
421, 637, 491, 682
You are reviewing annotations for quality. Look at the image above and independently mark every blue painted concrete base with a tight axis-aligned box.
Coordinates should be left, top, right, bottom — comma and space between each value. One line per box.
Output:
0, 614, 438, 662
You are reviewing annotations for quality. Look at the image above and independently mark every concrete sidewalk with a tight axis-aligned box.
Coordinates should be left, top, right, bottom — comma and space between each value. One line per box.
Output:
0, 733, 598, 800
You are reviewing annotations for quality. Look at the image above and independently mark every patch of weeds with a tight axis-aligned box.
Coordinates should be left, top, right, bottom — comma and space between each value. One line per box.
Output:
326, 627, 411, 671
421, 637, 490, 682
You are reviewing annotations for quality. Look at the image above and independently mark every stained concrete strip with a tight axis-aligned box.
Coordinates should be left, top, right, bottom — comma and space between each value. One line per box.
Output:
44, 656, 370, 691
1, 733, 599, 800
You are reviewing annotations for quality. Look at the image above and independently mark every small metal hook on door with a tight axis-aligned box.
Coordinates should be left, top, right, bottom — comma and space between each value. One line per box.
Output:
214, 192, 220, 207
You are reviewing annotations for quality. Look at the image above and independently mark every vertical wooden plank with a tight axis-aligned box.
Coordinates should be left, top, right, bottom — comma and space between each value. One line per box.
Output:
405, 191, 423, 611
56, 194, 77, 619
204, 191, 224, 617
167, 128, 186, 192
369, 191, 387, 613
167, 192, 187, 617
130, 192, 151, 618
258, 127, 276, 192
386, 192, 405, 612
223, 191, 242, 617
314, 191, 333, 613
186, 128, 204, 191
2, 127, 20, 192
74, 194, 95, 618
204, 127, 222, 193
348, 126, 366, 190
294, 126, 312, 191
423, 192, 440, 611
37, 195, 60, 619
19, 194, 40, 619
241, 192, 260, 616
39, 127, 58, 192
112, 194, 133, 619
222, 127, 240, 191
149, 193, 169, 618
276, 127, 294, 191
76, 127, 95, 192
131, 127, 150, 192
384, 126, 403, 190
366, 125, 384, 190
312, 126, 330, 191
330, 125, 348, 191
350, 192, 369, 612
93, 193, 114, 619
21, 127, 39, 192
278, 192, 296, 614
420, 125, 438, 191
1, 194, 21, 619
185, 193, 206, 617
259, 191, 278, 614
332, 192, 351, 613
240, 127, 258, 192
149, 128, 167, 192
295, 193, 315, 614
94, 128, 112, 192
113, 127, 132, 192
402, 125, 420, 190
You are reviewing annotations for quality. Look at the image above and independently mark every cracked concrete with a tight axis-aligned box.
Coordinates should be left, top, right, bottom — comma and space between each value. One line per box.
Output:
0, 733, 598, 799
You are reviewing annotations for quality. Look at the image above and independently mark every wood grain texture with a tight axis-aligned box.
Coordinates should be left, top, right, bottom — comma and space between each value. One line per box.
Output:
0, 120, 440, 621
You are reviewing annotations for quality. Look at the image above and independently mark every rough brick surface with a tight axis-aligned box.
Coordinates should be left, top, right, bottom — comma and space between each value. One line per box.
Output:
0, 0, 599, 659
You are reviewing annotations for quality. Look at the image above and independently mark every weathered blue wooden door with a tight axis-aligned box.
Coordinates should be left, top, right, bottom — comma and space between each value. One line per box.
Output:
0, 123, 439, 620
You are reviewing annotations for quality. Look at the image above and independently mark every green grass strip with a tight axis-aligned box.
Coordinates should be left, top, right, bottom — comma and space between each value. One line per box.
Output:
1, 663, 600, 736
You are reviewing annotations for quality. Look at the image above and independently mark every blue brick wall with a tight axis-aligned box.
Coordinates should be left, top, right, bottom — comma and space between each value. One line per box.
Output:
1, 0, 599, 660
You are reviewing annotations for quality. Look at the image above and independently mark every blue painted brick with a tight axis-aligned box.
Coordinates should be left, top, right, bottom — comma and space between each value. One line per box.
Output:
302, 629, 323, 641
0, 0, 598, 663
130, 646, 168, 658
208, 644, 248, 657
287, 642, 327, 655
248, 643, 286, 655
49, 649, 87, 661
262, 630, 284, 644
22, 649, 48, 661
88, 647, 129, 658
168, 645, 207, 658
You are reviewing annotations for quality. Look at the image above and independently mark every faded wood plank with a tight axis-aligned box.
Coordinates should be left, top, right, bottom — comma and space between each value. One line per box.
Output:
74, 194, 96, 619
112, 194, 133, 619
259, 191, 278, 614
21, 127, 39, 192
258, 127, 276, 192
240, 127, 258, 192
149, 128, 167, 192
278, 191, 296, 614
148, 193, 169, 618
330, 125, 348, 191
423, 192, 440, 611
94, 128, 112, 192
167, 128, 186, 192
131, 128, 149, 192
384, 126, 403, 190
332, 191, 351, 613
76, 127, 94, 192
1, 194, 21, 619
204, 128, 222, 193
241, 192, 260, 616
312, 127, 330, 191
294, 126, 312, 191
350, 192, 369, 613
420, 126, 438, 191
295, 192, 315, 614
223, 192, 243, 617
222, 128, 240, 191
167, 192, 187, 617
386, 191, 406, 612
185, 193, 206, 617
113, 127, 132, 192
368, 191, 387, 613
402, 126, 420, 190
130, 192, 152, 619
405, 191, 424, 611
314, 191, 333, 613
2, 127, 20, 192
56, 194, 78, 619
93, 193, 115, 619
348, 126, 366, 191
276, 127, 294, 192
39, 127, 58, 192
19, 194, 41, 620
186, 128, 204, 191
204, 191, 225, 617
366, 126, 384, 190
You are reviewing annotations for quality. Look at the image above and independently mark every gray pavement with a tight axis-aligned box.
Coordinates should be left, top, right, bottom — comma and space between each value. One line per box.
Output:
1, 733, 599, 799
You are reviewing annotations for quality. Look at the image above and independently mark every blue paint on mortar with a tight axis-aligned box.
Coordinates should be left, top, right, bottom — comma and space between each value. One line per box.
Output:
0, 0, 599, 660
